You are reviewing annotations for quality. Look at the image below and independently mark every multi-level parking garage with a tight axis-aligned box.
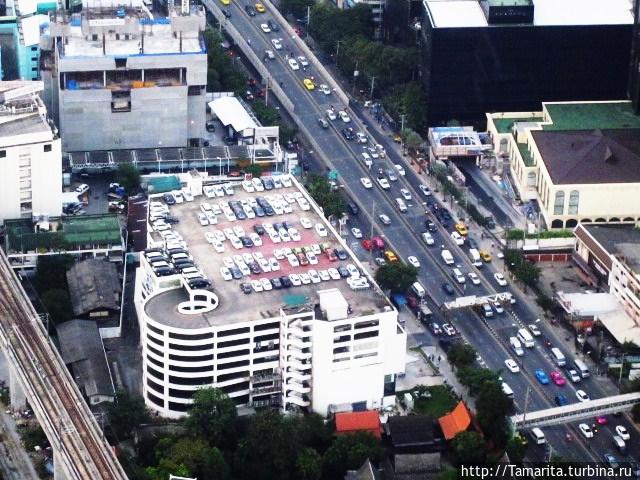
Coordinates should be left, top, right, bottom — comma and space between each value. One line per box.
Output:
134, 174, 406, 418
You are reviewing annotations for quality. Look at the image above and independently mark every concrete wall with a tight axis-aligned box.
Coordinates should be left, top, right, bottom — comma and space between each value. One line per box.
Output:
0, 134, 62, 221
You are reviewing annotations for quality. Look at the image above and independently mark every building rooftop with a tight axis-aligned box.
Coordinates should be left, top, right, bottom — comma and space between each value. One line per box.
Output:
66, 258, 121, 316
543, 102, 640, 131
56, 319, 115, 400
0, 81, 52, 141
584, 224, 640, 276
5, 214, 123, 254
385, 415, 439, 448
438, 401, 472, 440
51, 7, 205, 58
144, 177, 391, 329
424, 0, 633, 28
531, 128, 640, 184
335, 411, 382, 439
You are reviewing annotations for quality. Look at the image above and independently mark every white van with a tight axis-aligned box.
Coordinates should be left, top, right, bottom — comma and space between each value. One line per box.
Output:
468, 248, 482, 267
573, 359, 590, 378
411, 281, 426, 298
510, 337, 524, 356
395, 198, 407, 213
550, 347, 566, 367
481, 303, 493, 318
530, 427, 546, 445
441, 249, 454, 265
361, 152, 372, 167
517, 328, 535, 348
501, 382, 514, 399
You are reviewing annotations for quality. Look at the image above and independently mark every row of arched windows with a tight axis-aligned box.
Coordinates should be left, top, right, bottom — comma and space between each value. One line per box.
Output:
553, 190, 580, 215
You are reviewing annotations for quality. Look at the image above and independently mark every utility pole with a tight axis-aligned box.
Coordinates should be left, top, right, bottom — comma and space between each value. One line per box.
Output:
400, 114, 406, 155
369, 76, 376, 100
306, 5, 310, 40
264, 77, 270, 107
352, 60, 359, 96
522, 386, 530, 428
335, 40, 342, 67
619, 353, 625, 390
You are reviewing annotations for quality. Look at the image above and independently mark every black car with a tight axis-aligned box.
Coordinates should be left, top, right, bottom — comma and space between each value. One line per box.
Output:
347, 202, 359, 215
164, 215, 180, 224
267, 19, 279, 31
253, 206, 265, 217
441, 282, 455, 295
336, 249, 348, 261
240, 282, 252, 294
263, 178, 275, 190
244, 4, 256, 15
222, 8, 231, 18
271, 277, 283, 289
441, 210, 452, 221
163, 193, 176, 205
341, 128, 355, 141
173, 259, 193, 269
280, 276, 293, 288
154, 267, 177, 277
230, 267, 243, 280
338, 266, 350, 278
467, 238, 478, 249
253, 224, 266, 235
426, 221, 437, 232
249, 262, 261, 274
264, 206, 275, 216
273, 222, 284, 231
188, 278, 212, 289
241, 236, 254, 247
283, 221, 295, 229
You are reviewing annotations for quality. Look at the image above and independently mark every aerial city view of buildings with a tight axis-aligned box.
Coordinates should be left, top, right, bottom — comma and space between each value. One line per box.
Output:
0, 0, 638, 478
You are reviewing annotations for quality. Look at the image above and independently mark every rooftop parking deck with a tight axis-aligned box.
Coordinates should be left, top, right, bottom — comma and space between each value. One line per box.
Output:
143, 177, 390, 329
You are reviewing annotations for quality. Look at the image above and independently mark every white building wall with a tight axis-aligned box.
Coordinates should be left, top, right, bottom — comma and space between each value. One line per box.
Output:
0, 130, 62, 222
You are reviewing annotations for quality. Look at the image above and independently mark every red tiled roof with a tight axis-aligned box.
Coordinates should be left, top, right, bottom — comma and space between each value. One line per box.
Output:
438, 401, 472, 440
335, 411, 381, 439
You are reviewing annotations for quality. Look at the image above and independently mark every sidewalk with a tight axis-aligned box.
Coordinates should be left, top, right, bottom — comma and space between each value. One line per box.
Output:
420, 344, 476, 410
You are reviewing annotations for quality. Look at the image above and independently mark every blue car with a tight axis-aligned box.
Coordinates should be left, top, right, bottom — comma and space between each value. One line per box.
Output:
535, 369, 550, 385
555, 394, 568, 406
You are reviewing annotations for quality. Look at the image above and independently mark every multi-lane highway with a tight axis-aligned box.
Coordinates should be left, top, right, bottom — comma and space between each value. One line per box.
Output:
206, 0, 639, 464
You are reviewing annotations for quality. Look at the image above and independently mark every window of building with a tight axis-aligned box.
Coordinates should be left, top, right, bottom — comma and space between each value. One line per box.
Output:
147, 333, 164, 347
169, 375, 213, 385
568, 190, 579, 214
169, 388, 195, 399
218, 338, 250, 348
0, 150, 6, 158
115, 58, 127, 68
147, 378, 164, 394
254, 322, 280, 331
354, 330, 379, 340
169, 331, 213, 340
147, 355, 164, 369
148, 324, 164, 335
169, 364, 212, 373
334, 324, 351, 333
188, 85, 204, 96
147, 345, 163, 358
168, 353, 214, 362
146, 365, 164, 380
217, 349, 250, 359
527, 171, 536, 187
217, 371, 250, 383
168, 401, 190, 412
218, 359, 250, 370
218, 327, 250, 337
147, 392, 164, 407
553, 191, 565, 215
169, 342, 213, 351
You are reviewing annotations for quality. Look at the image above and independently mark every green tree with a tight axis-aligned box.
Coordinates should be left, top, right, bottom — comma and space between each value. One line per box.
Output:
447, 343, 477, 370
147, 437, 230, 480
233, 410, 299, 480
20, 426, 48, 451
403, 129, 424, 151
382, 82, 428, 131
296, 448, 322, 480
374, 262, 418, 293
305, 173, 345, 218
309, 4, 374, 51
457, 367, 500, 396
280, 0, 313, 17
322, 432, 383, 479
252, 100, 281, 126
505, 436, 528, 464
451, 431, 487, 465
475, 380, 512, 449
296, 413, 333, 453
107, 390, 150, 440
40, 288, 73, 325
35, 255, 74, 292
185, 388, 237, 448
115, 163, 141, 193
244, 164, 263, 177
203, 28, 247, 93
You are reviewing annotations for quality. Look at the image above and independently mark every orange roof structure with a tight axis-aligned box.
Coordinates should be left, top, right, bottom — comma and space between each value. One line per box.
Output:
335, 411, 382, 439
438, 401, 472, 440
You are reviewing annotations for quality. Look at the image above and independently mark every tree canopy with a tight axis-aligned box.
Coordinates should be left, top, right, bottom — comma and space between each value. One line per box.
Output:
322, 432, 383, 479
446, 343, 477, 370
115, 163, 141, 193
305, 174, 345, 219
185, 388, 237, 448
374, 262, 418, 293
107, 390, 149, 440
452, 431, 487, 465
146, 437, 231, 480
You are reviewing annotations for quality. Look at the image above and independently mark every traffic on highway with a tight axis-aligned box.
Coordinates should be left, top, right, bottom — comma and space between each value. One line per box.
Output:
205, 0, 639, 466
